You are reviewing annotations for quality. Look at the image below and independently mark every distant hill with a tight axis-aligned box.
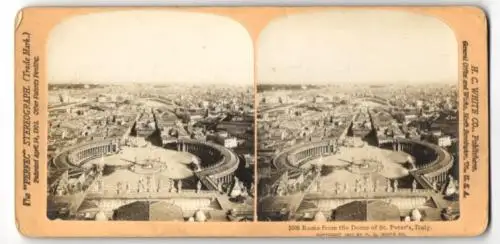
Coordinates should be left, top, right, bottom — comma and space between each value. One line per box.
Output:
48, 84, 104, 90
257, 84, 320, 92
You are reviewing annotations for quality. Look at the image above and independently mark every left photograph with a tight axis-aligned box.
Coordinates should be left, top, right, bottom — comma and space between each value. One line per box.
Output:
46, 10, 255, 222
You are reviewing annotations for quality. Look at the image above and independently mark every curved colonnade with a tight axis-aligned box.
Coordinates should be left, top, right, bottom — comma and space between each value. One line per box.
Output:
52, 138, 121, 171
272, 137, 453, 190
274, 140, 338, 174
52, 137, 239, 191
378, 138, 453, 186
165, 139, 240, 189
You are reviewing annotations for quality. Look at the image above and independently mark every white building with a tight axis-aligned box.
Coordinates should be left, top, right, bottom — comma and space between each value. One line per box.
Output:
222, 137, 238, 149
438, 136, 452, 147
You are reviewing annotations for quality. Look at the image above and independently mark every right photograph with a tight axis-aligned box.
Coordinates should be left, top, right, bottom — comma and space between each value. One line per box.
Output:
256, 10, 460, 222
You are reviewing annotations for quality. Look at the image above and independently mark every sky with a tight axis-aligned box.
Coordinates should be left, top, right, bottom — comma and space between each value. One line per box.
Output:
47, 10, 253, 85
257, 10, 458, 85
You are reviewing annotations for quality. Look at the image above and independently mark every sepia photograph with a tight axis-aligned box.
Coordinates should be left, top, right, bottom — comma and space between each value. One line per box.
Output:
256, 10, 460, 222
14, 6, 488, 237
46, 10, 255, 222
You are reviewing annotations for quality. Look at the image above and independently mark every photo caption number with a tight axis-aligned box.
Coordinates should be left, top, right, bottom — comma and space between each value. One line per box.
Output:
289, 225, 301, 231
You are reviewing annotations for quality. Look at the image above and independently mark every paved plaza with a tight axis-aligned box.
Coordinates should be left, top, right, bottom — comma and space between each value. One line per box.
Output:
304, 144, 413, 190
84, 145, 196, 192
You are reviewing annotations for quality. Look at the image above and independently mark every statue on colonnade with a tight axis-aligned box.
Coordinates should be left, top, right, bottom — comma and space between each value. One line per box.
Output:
217, 181, 223, 193
157, 179, 163, 192
445, 175, 457, 196
177, 180, 183, 193
386, 179, 392, 193
432, 180, 438, 192
196, 180, 202, 193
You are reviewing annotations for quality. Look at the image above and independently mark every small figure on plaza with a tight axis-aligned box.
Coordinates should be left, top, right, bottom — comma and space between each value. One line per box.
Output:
412, 180, 417, 192
393, 179, 399, 192
316, 180, 321, 192
344, 183, 349, 193
196, 180, 202, 193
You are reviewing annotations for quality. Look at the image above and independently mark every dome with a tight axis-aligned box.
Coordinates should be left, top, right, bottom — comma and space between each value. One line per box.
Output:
95, 211, 108, 221
313, 211, 327, 222
229, 183, 242, 198
411, 209, 422, 221
194, 210, 207, 222
445, 180, 457, 196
